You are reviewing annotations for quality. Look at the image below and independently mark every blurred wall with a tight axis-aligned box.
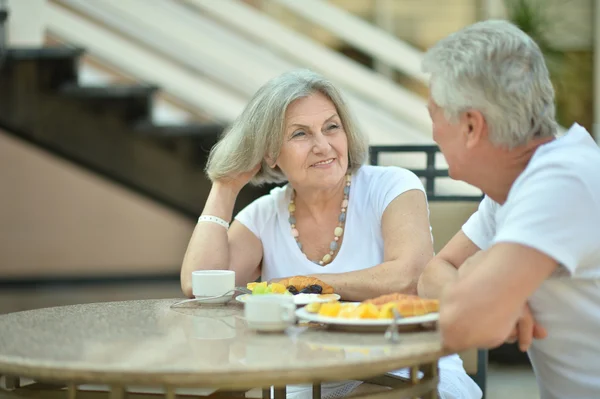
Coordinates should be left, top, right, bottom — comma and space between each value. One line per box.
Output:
0, 130, 194, 278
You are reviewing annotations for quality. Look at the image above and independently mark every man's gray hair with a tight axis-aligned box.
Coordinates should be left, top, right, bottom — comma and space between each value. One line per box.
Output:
206, 69, 369, 185
422, 19, 557, 147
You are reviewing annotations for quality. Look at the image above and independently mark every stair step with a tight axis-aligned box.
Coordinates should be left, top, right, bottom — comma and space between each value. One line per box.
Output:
6, 46, 85, 61
59, 83, 158, 98
133, 120, 225, 166
59, 83, 157, 122
133, 120, 224, 138
3, 46, 84, 90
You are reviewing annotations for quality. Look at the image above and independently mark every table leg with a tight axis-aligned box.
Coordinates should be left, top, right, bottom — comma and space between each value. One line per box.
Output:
165, 387, 176, 399
273, 387, 286, 399
67, 383, 77, 399
109, 385, 126, 399
312, 383, 321, 399
420, 361, 439, 399
4, 376, 20, 389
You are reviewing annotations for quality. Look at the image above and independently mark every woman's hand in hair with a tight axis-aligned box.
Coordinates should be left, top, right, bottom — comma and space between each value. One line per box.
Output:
214, 164, 261, 195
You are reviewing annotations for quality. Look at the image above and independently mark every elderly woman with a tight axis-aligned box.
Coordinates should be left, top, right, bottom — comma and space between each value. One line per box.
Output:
180, 69, 481, 399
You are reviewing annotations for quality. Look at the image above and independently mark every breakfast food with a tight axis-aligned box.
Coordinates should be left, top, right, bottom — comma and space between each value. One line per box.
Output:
247, 282, 290, 295
277, 276, 335, 294
363, 293, 416, 306
247, 276, 334, 296
305, 293, 439, 319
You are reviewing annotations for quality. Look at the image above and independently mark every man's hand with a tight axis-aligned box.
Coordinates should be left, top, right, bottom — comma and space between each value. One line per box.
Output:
455, 250, 548, 351
506, 303, 548, 352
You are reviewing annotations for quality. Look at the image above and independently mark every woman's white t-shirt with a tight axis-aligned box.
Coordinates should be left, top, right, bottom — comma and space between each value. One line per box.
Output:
235, 165, 482, 399
235, 165, 425, 281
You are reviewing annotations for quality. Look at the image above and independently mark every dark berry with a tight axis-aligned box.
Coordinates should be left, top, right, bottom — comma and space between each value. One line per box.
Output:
287, 286, 299, 295
308, 285, 323, 294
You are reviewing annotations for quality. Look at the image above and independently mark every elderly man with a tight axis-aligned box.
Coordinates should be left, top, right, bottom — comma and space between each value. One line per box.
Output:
417, 20, 600, 398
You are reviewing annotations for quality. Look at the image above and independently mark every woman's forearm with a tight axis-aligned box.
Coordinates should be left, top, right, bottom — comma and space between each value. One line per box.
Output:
180, 184, 239, 297
417, 258, 459, 299
311, 259, 423, 302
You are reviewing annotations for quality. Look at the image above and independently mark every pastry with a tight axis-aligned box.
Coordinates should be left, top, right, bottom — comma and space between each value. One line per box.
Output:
277, 276, 335, 294
363, 293, 417, 306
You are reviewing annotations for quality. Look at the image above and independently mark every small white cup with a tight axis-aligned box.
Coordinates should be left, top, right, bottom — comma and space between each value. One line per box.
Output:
244, 295, 296, 332
192, 270, 235, 304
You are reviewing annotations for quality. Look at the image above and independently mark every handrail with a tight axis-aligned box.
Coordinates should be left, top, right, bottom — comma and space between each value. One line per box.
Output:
0, 0, 8, 68
273, 0, 428, 84
53, 0, 432, 144
184, 0, 432, 135
46, 2, 246, 122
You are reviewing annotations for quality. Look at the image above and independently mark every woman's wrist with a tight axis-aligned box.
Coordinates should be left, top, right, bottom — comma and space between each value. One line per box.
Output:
202, 183, 239, 222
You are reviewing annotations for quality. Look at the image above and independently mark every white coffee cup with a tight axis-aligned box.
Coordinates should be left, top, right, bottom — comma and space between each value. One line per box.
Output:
244, 294, 296, 332
192, 270, 235, 304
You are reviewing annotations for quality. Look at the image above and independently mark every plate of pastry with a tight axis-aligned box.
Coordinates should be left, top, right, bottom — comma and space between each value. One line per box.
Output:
295, 293, 439, 332
236, 277, 341, 306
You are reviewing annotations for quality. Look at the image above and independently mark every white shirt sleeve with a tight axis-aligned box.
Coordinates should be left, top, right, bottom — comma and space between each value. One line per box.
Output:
234, 194, 277, 240
493, 164, 600, 276
368, 166, 426, 218
461, 196, 498, 250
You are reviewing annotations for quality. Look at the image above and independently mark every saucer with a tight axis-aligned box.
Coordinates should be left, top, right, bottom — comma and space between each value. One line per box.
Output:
194, 294, 234, 304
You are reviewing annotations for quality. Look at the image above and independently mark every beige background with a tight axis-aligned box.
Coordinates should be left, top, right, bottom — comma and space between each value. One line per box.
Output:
0, 131, 194, 278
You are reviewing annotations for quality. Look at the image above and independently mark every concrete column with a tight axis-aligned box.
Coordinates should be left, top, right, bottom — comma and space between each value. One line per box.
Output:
5, 0, 46, 47
373, 0, 394, 79
481, 0, 507, 19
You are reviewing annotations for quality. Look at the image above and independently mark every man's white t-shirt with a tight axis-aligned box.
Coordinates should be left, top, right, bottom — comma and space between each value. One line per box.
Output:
236, 165, 482, 399
462, 123, 600, 399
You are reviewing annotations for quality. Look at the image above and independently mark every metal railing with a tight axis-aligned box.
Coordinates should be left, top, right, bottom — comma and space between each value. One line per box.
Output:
0, 0, 8, 68
369, 145, 483, 201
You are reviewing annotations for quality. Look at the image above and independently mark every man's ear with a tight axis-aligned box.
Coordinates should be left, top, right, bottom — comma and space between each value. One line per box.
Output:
464, 110, 486, 149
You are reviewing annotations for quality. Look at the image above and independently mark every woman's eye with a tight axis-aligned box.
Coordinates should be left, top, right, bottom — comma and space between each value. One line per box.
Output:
292, 131, 306, 138
327, 124, 340, 131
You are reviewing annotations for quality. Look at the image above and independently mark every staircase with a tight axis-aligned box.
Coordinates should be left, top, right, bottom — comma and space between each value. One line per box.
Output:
0, 46, 276, 219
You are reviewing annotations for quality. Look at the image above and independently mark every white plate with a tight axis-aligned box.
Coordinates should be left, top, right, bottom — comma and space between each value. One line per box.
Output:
295, 303, 439, 331
236, 293, 341, 306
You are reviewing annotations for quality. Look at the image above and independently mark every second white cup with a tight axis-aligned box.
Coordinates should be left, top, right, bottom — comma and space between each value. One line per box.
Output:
244, 295, 296, 332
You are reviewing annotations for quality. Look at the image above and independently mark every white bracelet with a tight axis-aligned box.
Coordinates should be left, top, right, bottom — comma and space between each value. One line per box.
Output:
198, 215, 230, 229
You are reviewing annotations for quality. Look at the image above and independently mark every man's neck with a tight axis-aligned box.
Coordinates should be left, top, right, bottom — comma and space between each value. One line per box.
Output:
472, 138, 554, 204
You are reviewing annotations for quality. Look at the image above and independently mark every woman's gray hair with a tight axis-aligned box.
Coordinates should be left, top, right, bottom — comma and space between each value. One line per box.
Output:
206, 69, 369, 185
422, 20, 557, 148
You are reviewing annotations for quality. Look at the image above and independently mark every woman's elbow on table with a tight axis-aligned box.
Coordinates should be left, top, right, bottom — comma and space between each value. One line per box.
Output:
181, 274, 193, 298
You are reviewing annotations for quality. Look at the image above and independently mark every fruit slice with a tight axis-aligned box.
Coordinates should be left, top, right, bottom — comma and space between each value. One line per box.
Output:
252, 282, 269, 295
318, 301, 342, 317
269, 282, 287, 294
337, 304, 359, 319
305, 302, 321, 313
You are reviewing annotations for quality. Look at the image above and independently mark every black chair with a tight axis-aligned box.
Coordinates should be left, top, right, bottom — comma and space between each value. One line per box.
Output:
369, 144, 487, 398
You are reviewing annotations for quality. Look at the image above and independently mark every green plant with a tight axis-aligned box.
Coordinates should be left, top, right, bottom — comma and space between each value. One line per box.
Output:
503, 0, 594, 132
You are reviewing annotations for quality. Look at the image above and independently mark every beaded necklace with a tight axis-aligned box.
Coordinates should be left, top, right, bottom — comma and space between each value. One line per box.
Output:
288, 174, 351, 265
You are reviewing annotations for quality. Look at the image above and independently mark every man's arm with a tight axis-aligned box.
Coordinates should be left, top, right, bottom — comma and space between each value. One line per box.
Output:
440, 242, 557, 352
417, 230, 481, 299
